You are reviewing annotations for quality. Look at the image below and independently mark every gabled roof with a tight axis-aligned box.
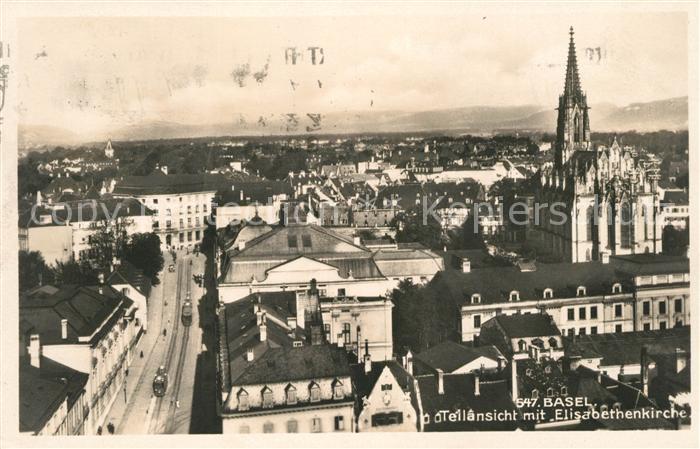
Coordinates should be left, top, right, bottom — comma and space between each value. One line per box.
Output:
414, 341, 503, 373
19, 356, 89, 433
107, 260, 152, 297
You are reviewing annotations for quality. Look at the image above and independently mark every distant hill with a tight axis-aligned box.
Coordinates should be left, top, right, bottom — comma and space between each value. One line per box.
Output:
19, 96, 688, 148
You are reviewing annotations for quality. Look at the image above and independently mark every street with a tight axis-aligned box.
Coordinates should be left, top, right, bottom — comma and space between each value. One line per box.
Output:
103, 248, 219, 434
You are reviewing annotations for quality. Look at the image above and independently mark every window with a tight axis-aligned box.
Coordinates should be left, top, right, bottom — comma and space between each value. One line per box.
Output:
288, 235, 297, 248
343, 323, 351, 345
371, 412, 403, 427
263, 422, 274, 433
643, 323, 651, 331
237, 389, 249, 411
659, 321, 667, 330
381, 384, 392, 391
561, 386, 568, 396
179, 218, 184, 228
302, 234, 312, 248
590, 306, 598, 320
547, 388, 554, 397
195, 230, 200, 240
567, 309, 575, 321
577, 286, 586, 297
337, 288, 346, 297
153, 198, 159, 204
334, 416, 345, 431
615, 324, 623, 333
518, 340, 527, 352
286, 385, 297, 405
262, 387, 273, 408
674, 298, 683, 313
166, 208, 171, 216
531, 389, 539, 400
309, 383, 321, 402
333, 379, 344, 400
287, 420, 298, 433
642, 301, 650, 316
311, 417, 322, 433
567, 328, 575, 338
612, 283, 622, 294
543, 288, 553, 299
509, 291, 519, 301
187, 231, 192, 242
473, 315, 481, 329
614, 304, 623, 318
471, 294, 481, 304
659, 301, 667, 315
590, 326, 598, 335
579, 307, 586, 320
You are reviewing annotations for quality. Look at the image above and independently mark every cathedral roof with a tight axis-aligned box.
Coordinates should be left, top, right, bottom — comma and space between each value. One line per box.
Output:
563, 27, 585, 104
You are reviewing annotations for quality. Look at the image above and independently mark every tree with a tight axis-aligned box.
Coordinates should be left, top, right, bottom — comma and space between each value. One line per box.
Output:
391, 207, 445, 250
122, 233, 165, 285
86, 218, 131, 273
51, 259, 99, 286
662, 224, 689, 256
18, 251, 54, 292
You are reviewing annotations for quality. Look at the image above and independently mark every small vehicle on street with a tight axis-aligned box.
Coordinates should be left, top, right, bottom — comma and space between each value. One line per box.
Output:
181, 298, 193, 326
152, 366, 168, 397
168, 264, 175, 272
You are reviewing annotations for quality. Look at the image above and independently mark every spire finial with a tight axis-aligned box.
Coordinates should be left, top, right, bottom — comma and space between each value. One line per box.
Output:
570, 26, 574, 38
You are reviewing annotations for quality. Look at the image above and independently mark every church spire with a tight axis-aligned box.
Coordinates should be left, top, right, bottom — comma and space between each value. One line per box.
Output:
563, 27, 583, 104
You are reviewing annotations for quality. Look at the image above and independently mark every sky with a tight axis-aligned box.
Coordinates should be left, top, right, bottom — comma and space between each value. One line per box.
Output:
17, 12, 689, 136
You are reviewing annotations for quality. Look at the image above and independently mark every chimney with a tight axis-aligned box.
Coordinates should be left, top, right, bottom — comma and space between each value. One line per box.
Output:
356, 326, 362, 363
29, 334, 41, 368
474, 373, 480, 396
640, 346, 649, 396
601, 252, 610, 264
161, 165, 168, 175
238, 240, 246, 250
363, 339, 371, 374
462, 258, 471, 273
406, 350, 414, 375
436, 369, 444, 395
61, 319, 68, 340
353, 236, 361, 246
259, 313, 267, 342
255, 298, 263, 326
246, 347, 254, 362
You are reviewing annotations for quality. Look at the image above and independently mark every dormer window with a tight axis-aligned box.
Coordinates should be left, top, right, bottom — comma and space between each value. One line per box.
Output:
561, 386, 568, 396
548, 337, 558, 349
471, 294, 481, 304
600, 404, 609, 412
531, 389, 539, 400
543, 288, 553, 299
546, 387, 554, 397
544, 366, 552, 374
332, 379, 344, 400
285, 384, 297, 405
612, 283, 622, 294
237, 389, 249, 411
577, 286, 587, 297
510, 291, 520, 302
518, 340, 527, 352
261, 386, 273, 409
309, 382, 321, 403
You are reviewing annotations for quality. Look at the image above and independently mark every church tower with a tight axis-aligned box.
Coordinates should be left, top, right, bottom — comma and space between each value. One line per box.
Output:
555, 27, 591, 170
105, 139, 114, 158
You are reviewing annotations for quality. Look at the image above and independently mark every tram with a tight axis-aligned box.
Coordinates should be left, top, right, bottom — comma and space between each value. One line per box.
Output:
152, 366, 169, 397
181, 297, 193, 326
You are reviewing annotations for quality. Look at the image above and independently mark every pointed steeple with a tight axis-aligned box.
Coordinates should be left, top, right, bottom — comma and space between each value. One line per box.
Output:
563, 27, 583, 104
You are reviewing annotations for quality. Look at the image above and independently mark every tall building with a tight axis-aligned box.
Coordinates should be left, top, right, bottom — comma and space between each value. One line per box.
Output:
531, 28, 663, 262
104, 139, 114, 159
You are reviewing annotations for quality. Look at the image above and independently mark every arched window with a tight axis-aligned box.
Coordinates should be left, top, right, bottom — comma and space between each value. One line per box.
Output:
561, 386, 568, 396
612, 283, 622, 294
620, 202, 633, 249
543, 288, 553, 299
309, 382, 321, 403
531, 389, 539, 400
237, 389, 249, 411
586, 205, 594, 242
574, 114, 581, 142
600, 404, 609, 412
547, 387, 554, 397
518, 340, 527, 352
510, 291, 520, 302
577, 286, 587, 297
471, 294, 481, 304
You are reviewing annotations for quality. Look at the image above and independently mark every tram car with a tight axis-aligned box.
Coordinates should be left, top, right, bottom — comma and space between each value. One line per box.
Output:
181, 299, 193, 326
152, 366, 168, 397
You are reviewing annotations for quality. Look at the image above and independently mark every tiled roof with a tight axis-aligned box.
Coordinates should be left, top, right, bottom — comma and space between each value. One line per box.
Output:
107, 260, 152, 297
414, 341, 504, 373
216, 181, 292, 205
490, 313, 561, 339
662, 190, 688, 205
232, 344, 351, 386
437, 261, 628, 304
417, 373, 518, 431
20, 285, 131, 345
565, 327, 690, 367
611, 254, 689, 276
113, 173, 230, 195
18, 198, 153, 228
19, 356, 89, 433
